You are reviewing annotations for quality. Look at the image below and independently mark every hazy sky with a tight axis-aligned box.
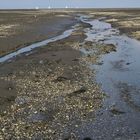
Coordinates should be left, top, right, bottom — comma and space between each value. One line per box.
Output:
0, 0, 140, 9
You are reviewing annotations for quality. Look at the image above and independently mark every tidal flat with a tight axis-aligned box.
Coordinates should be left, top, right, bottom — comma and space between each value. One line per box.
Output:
0, 9, 140, 139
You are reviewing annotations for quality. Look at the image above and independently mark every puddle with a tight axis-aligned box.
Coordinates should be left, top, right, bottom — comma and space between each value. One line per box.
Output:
79, 16, 140, 139
0, 25, 77, 63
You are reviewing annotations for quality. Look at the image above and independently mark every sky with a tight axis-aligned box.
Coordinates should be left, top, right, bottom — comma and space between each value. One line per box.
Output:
0, 0, 140, 9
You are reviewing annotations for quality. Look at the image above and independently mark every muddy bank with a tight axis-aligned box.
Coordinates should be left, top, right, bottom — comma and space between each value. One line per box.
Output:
0, 15, 118, 138
0, 21, 109, 139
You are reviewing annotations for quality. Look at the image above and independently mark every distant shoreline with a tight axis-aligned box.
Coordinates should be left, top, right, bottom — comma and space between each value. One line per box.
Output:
0, 8, 140, 11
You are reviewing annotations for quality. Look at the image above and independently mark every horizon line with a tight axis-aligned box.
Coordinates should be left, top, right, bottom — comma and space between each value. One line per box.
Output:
0, 7, 140, 10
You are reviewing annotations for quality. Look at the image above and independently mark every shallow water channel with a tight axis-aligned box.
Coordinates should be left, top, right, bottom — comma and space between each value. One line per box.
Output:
80, 16, 140, 139
0, 25, 78, 63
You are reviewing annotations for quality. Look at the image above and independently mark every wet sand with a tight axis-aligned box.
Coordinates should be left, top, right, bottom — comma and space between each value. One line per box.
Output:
0, 9, 140, 139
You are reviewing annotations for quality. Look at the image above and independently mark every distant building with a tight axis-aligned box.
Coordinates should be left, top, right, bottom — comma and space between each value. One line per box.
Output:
65, 6, 68, 9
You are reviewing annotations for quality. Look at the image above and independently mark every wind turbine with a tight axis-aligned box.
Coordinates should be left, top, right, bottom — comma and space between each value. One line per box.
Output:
48, 6, 51, 9
65, 0, 68, 9
35, 6, 39, 10
48, 0, 51, 9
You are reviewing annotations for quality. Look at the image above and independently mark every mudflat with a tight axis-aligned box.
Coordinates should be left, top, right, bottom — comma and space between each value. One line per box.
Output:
0, 9, 140, 139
